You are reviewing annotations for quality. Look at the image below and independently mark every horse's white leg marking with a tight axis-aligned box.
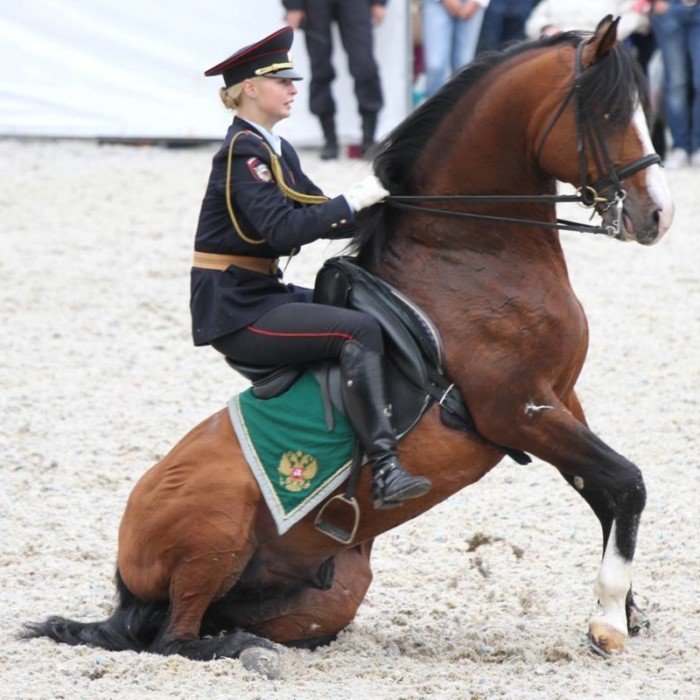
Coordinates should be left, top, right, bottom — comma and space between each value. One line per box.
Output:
632, 105, 674, 239
524, 402, 554, 416
591, 521, 630, 635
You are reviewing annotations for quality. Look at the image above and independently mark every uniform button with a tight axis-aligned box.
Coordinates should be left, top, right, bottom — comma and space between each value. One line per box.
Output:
331, 223, 338, 228
340, 219, 348, 224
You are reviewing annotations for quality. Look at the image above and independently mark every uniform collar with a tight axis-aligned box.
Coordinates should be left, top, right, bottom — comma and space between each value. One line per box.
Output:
235, 116, 282, 156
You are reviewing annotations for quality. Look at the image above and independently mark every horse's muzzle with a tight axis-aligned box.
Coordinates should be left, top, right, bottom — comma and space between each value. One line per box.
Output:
601, 194, 673, 246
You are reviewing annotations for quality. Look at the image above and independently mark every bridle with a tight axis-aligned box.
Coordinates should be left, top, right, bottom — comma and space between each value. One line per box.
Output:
385, 39, 661, 237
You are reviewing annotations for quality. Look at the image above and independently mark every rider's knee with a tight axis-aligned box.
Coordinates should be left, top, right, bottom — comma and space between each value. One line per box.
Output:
349, 313, 384, 353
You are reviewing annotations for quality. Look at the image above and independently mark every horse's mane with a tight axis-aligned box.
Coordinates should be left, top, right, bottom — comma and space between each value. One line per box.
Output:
351, 31, 648, 266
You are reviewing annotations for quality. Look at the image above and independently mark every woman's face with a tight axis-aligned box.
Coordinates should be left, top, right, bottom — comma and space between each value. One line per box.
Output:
246, 77, 298, 125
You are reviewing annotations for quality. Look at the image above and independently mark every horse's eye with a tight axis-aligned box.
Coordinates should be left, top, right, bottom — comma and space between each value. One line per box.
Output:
604, 110, 621, 123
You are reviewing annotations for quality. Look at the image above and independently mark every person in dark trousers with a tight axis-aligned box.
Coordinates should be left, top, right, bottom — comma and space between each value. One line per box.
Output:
192, 27, 431, 508
476, 0, 537, 54
283, 0, 387, 158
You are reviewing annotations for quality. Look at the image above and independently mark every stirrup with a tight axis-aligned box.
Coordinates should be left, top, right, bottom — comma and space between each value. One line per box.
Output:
314, 494, 360, 545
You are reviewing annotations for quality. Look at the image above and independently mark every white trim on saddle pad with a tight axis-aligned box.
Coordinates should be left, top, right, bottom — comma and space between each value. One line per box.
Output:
228, 394, 353, 535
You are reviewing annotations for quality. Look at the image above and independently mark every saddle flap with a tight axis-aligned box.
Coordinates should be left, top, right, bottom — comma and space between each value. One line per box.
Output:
349, 284, 428, 390
315, 257, 439, 391
225, 358, 303, 399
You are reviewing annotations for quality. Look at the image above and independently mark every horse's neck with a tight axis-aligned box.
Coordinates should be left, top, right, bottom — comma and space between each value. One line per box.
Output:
381, 54, 570, 297
414, 51, 559, 209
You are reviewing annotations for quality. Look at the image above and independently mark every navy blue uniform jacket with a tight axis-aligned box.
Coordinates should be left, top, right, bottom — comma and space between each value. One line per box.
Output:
191, 117, 354, 346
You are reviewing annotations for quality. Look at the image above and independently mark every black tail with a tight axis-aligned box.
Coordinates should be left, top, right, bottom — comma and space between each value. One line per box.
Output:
22, 570, 168, 652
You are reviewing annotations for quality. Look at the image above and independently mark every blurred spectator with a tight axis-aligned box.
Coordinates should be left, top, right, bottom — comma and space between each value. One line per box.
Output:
627, 2, 666, 158
649, 0, 700, 168
525, 1, 649, 41
423, 0, 491, 98
283, 0, 386, 159
477, 0, 538, 53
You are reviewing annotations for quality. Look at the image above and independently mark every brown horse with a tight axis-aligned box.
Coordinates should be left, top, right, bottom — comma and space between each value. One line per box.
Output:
25, 17, 673, 667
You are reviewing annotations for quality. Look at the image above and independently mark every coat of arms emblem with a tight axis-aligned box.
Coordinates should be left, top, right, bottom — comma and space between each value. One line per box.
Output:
278, 450, 318, 492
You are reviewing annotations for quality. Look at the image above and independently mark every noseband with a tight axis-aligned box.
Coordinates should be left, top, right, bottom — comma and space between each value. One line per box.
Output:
386, 40, 661, 237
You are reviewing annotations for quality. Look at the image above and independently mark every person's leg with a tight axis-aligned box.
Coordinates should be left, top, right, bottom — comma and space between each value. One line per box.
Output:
452, 4, 486, 72
423, 0, 453, 97
686, 5, 700, 157
212, 303, 383, 365
475, 0, 505, 54
213, 303, 431, 508
335, 0, 383, 151
304, 0, 338, 158
652, 5, 691, 159
501, 0, 531, 45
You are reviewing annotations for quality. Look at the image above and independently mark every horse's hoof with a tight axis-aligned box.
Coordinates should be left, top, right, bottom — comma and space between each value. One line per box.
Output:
239, 646, 282, 679
588, 620, 627, 656
627, 604, 651, 637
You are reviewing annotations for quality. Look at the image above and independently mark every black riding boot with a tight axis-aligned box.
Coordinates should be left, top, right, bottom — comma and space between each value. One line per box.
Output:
319, 115, 339, 160
360, 112, 378, 156
340, 341, 432, 509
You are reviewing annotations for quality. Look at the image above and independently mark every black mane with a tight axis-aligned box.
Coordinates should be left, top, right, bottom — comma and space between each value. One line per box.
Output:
351, 31, 647, 266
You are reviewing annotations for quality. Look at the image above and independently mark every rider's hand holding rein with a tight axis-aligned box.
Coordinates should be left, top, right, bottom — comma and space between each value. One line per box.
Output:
343, 175, 390, 212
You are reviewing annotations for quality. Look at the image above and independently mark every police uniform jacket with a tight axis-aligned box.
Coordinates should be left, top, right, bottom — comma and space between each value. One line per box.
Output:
191, 117, 354, 346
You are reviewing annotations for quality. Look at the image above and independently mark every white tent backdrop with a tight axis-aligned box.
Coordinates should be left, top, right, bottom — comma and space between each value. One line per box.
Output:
0, 1, 410, 144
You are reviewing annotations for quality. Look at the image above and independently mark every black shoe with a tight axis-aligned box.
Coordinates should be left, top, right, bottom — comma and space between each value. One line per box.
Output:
360, 111, 378, 158
360, 139, 374, 158
319, 115, 338, 160
372, 457, 431, 510
320, 140, 339, 160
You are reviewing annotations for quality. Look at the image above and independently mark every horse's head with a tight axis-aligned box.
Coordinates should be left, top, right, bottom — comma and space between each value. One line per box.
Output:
536, 16, 673, 245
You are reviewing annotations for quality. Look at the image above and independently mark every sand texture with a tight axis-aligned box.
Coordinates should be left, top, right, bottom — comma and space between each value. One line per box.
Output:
1, 139, 698, 699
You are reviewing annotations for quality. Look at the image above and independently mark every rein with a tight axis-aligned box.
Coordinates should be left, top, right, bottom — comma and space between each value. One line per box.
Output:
385, 40, 661, 237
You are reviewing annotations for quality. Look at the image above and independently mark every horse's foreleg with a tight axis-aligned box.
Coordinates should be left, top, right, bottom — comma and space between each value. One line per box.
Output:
487, 394, 646, 654
561, 393, 650, 642
244, 541, 374, 647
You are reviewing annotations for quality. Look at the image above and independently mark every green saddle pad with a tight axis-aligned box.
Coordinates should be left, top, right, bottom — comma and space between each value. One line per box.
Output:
228, 371, 355, 535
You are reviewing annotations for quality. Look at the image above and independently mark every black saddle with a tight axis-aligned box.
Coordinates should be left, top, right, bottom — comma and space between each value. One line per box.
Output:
226, 256, 530, 464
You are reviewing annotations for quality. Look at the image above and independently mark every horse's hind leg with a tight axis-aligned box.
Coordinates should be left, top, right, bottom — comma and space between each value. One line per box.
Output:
487, 392, 646, 654
147, 509, 277, 666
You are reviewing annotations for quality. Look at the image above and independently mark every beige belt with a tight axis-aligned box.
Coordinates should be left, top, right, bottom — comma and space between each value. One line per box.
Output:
192, 251, 279, 275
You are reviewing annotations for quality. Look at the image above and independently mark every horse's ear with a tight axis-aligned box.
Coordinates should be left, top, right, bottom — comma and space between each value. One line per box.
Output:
581, 15, 620, 68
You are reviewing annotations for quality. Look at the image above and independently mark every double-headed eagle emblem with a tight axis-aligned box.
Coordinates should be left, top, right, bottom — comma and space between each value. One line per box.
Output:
278, 450, 318, 492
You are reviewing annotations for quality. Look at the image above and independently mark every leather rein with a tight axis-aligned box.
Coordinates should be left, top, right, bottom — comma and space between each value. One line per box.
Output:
385, 40, 661, 237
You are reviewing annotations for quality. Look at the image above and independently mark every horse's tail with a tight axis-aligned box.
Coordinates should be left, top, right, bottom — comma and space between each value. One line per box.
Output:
21, 569, 168, 652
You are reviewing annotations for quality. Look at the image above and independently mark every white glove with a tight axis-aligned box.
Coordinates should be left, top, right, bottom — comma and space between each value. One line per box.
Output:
343, 175, 390, 212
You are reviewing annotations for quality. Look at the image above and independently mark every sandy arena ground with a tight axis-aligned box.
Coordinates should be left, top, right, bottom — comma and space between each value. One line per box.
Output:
0, 138, 698, 699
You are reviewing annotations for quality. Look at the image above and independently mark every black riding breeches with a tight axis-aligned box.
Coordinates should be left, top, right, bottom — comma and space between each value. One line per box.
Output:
211, 302, 384, 367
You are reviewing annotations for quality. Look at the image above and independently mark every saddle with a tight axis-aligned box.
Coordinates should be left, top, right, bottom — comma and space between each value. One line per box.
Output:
227, 256, 530, 460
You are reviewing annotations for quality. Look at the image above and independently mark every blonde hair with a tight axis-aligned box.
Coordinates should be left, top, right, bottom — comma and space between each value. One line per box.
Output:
219, 77, 261, 111
219, 83, 244, 110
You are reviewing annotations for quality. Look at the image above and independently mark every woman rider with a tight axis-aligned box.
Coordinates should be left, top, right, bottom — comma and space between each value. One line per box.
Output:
191, 27, 431, 509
